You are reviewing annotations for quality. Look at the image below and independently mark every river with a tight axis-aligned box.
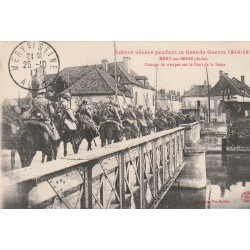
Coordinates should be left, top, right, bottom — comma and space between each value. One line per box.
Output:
157, 153, 250, 209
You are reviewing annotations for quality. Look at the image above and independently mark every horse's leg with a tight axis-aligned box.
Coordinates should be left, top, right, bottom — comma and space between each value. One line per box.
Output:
41, 153, 46, 163
11, 150, 15, 170
25, 150, 36, 167
101, 138, 106, 147
64, 141, 67, 157
75, 140, 82, 154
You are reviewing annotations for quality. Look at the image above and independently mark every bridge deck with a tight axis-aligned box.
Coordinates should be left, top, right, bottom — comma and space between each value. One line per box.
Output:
1, 124, 200, 209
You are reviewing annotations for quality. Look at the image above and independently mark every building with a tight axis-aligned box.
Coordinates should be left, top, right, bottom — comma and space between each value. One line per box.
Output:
156, 89, 182, 112
210, 71, 250, 119
54, 57, 156, 111
182, 70, 250, 121
182, 81, 210, 119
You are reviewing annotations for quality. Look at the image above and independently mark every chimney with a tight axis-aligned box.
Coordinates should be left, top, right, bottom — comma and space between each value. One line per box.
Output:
204, 80, 207, 88
241, 76, 245, 84
101, 59, 108, 71
219, 70, 223, 78
123, 57, 131, 73
224, 73, 228, 77
159, 89, 165, 95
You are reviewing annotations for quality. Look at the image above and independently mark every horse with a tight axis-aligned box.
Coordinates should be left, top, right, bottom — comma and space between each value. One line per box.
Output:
99, 120, 123, 147
18, 122, 60, 167
1, 118, 22, 170
122, 119, 140, 140
145, 118, 155, 134
76, 113, 99, 151
137, 119, 150, 136
52, 112, 83, 157
153, 118, 168, 132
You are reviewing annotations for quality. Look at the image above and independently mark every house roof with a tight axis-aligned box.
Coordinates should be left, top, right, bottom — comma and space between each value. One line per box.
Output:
56, 59, 155, 97
101, 62, 155, 90
182, 84, 209, 97
65, 67, 132, 98
210, 74, 250, 97
58, 65, 96, 86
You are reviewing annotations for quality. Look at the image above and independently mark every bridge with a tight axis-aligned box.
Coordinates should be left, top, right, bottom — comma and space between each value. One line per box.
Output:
1, 122, 202, 209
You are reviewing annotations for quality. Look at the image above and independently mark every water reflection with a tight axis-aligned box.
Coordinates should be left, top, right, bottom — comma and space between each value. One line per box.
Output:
158, 154, 250, 209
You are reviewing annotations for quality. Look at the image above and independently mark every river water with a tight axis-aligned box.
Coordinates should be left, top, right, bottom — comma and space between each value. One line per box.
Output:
158, 153, 250, 209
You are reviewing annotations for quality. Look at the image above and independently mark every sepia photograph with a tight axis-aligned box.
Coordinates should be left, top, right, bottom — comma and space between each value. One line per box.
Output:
1, 41, 250, 209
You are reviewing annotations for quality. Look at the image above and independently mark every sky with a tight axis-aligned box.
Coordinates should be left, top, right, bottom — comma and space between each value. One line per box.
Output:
1, 41, 250, 101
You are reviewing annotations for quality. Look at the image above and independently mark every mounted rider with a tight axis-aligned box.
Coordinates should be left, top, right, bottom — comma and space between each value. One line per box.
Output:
135, 105, 148, 128
77, 99, 99, 135
144, 107, 154, 127
60, 92, 80, 143
22, 89, 60, 142
155, 108, 167, 121
123, 103, 140, 133
102, 101, 124, 131
2, 99, 22, 135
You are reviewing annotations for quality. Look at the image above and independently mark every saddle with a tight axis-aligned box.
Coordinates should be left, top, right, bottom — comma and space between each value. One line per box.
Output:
80, 115, 99, 135
156, 118, 167, 124
100, 119, 124, 130
23, 120, 60, 141
64, 119, 77, 130
138, 118, 147, 127
123, 118, 134, 125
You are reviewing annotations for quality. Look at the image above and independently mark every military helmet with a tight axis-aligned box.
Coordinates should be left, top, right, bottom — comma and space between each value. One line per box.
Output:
46, 92, 54, 99
82, 100, 87, 104
63, 92, 71, 99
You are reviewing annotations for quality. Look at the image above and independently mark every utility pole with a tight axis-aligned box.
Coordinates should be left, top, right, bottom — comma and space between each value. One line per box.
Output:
155, 66, 158, 110
206, 66, 211, 122
114, 41, 118, 103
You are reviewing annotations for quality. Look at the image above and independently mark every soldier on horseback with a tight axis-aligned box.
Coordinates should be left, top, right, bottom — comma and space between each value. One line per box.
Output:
22, 89, 60, 142
2, 99, 22, 134
144, 107, 154, 125
102, 101, 124, 132
60, 92, 81, 144
135, 105, 149, 135
155, 108, 167, 121
77, 100, 99, 135
123, 103, 140, 133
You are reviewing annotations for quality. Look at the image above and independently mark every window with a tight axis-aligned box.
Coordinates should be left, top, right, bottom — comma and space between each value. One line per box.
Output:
153, 95, 155, 106
135, 91, 138, 105
197, 100, 201, 108
188, 100, 191, 107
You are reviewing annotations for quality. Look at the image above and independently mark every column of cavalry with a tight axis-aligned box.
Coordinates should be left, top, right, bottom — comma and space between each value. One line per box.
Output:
1, 91, 197, 169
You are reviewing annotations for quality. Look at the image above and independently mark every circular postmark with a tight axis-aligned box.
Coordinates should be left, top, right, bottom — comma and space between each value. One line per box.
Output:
241, 191, 250, 203
8, 41, 60, 91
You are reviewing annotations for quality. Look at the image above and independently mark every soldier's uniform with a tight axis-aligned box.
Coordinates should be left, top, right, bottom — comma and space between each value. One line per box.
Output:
77, 100, 99, 135
22, 89, 60, 141
144, 107, 154, 125
123, 104, 140, 132
2, 99, 22, 134
135, 105, 147, 127
102, 102, 123, 131
60, 92, 80, 143
155, 108, 166, 120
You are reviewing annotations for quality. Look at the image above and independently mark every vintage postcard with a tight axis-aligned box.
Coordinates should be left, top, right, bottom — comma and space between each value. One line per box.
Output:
1, 41, 250, 209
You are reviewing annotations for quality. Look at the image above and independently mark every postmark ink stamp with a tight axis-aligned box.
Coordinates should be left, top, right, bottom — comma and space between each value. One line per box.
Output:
8, 41, 60, 91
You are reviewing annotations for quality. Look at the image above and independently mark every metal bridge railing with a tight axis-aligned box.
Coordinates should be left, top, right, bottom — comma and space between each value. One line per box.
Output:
1, 124, 194, 209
